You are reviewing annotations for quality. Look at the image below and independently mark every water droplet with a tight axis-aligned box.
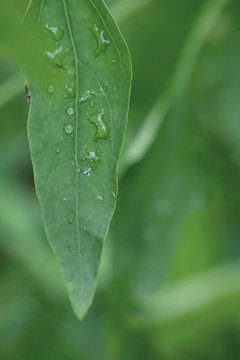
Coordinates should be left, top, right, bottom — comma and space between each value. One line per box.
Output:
92, 25, 110, 57
97, 196, 103, 201
79, 90, 99, 108
86, 110, 109, 140
65, 66, 75, 76
63, 198, 67, 201
45, 24, 64, 43
83, 149, 100, 166
45, 47, 69, 68
64, 123, 73, 134
83, 167, 92, 176
77, 168, 81, 173
81, 148, 101, 175
112, 60, 116, 63
56, 148, 60, 154
68, 219, 73, 224
101, 83, 108, 94
66, 107, 74, 115
64, 85, 76, 99
48, 84, 55, 94
112, 192, 116, 197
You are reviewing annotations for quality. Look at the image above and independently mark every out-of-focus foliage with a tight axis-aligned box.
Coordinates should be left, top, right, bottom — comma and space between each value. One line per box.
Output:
1, 0, 240, 359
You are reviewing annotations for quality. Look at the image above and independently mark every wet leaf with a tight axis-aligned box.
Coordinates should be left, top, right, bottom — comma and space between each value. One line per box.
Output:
23, 0, 131, 319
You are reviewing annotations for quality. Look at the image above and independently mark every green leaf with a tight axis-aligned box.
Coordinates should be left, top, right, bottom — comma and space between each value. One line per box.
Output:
23, 0, 131, 319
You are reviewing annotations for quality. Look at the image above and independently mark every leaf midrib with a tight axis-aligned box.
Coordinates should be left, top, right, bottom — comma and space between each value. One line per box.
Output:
62, 0, 84, 297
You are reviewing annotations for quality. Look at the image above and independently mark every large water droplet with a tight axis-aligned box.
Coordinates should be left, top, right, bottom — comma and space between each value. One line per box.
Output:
87, 110, 109, 140
64, 85, 76, 99
66, 107, 74, 115
64, 123, 73, 134
92, 25, 110, 57
45, 24, 64, 42
48, 84, 55, 94
45, 47, 69, 68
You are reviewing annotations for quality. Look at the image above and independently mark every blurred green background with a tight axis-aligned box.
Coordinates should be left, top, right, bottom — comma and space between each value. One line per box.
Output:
1, 0, 240, 359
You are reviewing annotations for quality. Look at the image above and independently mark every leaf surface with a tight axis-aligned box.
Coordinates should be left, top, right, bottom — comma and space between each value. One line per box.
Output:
23, 0, 131, 319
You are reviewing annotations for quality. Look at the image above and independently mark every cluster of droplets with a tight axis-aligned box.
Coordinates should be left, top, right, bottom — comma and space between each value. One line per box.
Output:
78, 88, 109, 141
44, 23, 113, 177
45, 24, 76, 135
81, 147, 101, 176
45, 24, 70, 71
45, 24, 75, 100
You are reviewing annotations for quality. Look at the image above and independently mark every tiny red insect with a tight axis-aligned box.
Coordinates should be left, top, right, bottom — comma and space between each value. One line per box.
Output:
25, 82, 31, 103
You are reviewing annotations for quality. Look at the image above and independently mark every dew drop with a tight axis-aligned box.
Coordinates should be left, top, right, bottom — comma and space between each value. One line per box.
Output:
48, 84, 55, 94
64, 123, 73, 134
66, 107, 74, 115
83, 168, 92, 176
97, 196, 103, 201
68, 219, 73, 224
101, 83, 108, 94
64, 85, 76, 99
65, 66, 75, 76
81, 148, 101, 175
45, 24, 64, 43
86, 110, 109, 140
56, 148, 60, 154
45, 47, 69, 69
79, 90, 99, 108
92, 25, 110, 57
112, 192, 116, 198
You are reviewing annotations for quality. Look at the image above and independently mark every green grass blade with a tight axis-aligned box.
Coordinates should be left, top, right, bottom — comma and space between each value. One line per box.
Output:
119, 0, 228, 176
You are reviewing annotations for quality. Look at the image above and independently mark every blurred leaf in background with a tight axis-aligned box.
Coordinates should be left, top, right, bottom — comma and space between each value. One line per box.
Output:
1, 0, 240, 359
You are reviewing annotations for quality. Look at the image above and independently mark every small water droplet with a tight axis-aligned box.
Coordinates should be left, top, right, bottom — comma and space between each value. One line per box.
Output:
77, 168, 81, 173
65, 66, 75, 76
64, 123, 73, 134
86, 109, 109, 140
48, 84, 55, 94
66, 107, 74, 115
92, 25, 110, 57
83, 167, 92, 176
97, 196, 103, 201
56, 148, 60, 154
101, 83, 108, 94
112, 60, 116, 63
68, 219, 73, 224
79, 90, 99, 108
45, 24, 64, 43
63, 198, 67, 201
64, 85, 76, 99
112, 192, 116, 197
